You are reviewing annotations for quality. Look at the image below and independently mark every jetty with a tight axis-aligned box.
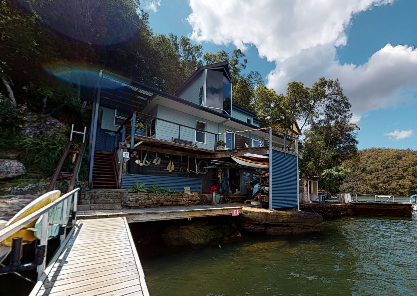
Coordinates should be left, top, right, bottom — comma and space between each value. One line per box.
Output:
30, 217, 148, 296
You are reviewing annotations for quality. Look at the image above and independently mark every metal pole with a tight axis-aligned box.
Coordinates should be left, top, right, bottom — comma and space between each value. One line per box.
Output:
269, 127, 272, 210
130, 112, 136, 150
88, 69, 103, 187
296, 138, 300, 211
249, 131, 252, 153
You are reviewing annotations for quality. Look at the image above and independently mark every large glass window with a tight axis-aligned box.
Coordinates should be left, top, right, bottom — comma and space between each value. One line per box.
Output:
223, 76, 231, 115
196, 121, 206, 143
206, 70, 232, 115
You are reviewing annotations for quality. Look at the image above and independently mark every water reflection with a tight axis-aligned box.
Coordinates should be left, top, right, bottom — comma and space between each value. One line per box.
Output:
139, 216, 417, 296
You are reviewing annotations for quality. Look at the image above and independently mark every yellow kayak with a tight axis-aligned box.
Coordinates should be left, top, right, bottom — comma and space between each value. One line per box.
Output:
1, 190, 61, 247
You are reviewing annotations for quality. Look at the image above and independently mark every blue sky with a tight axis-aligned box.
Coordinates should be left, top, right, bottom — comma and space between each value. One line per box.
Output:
142, 0, 417, 150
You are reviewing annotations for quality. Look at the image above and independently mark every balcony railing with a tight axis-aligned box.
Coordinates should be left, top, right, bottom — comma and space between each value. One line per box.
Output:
115, 111, 296, 153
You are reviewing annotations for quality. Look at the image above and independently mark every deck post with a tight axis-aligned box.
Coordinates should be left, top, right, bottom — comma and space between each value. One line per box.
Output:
130, 112, 136, 150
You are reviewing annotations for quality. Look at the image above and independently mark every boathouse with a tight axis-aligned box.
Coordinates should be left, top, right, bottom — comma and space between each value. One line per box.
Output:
84, 62, 300, 210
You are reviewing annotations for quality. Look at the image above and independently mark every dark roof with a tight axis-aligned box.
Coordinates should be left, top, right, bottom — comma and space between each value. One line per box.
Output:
82, 68, 283, 138
175, 61, 231, 96
232, 104, 256, 117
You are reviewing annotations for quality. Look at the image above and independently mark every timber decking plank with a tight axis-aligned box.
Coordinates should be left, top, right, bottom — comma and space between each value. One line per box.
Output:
30, 217, 149, 296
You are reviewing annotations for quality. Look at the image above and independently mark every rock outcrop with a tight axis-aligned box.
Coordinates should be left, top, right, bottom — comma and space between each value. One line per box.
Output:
0, 159, 26, 179
238, 207, 324, 235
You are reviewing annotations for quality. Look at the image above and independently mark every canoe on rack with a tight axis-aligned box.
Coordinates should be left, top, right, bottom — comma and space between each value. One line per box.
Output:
231, 155, 268, 169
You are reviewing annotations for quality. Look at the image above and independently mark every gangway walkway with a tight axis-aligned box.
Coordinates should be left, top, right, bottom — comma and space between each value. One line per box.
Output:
30, 217, 149, 296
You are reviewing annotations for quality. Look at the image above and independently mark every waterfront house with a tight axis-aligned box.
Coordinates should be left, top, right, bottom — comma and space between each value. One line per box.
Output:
85, 61, 300, 209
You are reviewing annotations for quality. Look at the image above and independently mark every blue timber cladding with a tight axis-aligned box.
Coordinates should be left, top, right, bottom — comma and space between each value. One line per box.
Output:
271, 150, 298, 209
232, 109, 252, 123
177, 72, 204, 105
156, 105, 217, 149
122, 174, 202, 192
96, 125, 119, 151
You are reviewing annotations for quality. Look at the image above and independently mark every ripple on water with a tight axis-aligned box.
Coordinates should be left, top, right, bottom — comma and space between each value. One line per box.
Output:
141, 216, 417, 296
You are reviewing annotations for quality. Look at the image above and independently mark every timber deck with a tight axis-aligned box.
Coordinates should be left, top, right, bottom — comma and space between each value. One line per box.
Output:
78, 204, 244, 223
30, 217, 149, 296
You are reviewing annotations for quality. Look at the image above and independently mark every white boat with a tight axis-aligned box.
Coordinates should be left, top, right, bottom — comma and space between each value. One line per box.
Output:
231, 155, 268, 169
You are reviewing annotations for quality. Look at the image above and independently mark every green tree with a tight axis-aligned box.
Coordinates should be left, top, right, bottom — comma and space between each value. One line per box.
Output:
300, 79, 359, 180
321, 166, 350, 195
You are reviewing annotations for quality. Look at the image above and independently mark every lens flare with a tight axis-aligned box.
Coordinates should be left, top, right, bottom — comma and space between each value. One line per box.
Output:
43, 61, 132, 89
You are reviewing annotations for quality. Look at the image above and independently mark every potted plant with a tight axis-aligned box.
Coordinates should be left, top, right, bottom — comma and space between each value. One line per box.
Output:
216, 140, 226, 150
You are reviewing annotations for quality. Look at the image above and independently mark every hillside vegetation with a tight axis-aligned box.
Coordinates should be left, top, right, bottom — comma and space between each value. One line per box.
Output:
342, 148, 417, 196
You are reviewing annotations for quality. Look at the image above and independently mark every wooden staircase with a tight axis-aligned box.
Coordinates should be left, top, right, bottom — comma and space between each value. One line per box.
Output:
93, 151, 118, 189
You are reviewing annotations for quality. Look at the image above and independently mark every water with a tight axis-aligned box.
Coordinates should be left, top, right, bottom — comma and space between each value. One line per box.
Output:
140, 215, 417, 296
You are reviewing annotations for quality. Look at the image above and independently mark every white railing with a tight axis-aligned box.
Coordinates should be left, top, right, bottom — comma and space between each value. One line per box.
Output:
0, 188, 79, 280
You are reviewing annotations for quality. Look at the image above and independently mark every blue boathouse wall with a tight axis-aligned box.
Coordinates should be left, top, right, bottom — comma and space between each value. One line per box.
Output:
271, 150, 298, 209
122, 174, 202, 193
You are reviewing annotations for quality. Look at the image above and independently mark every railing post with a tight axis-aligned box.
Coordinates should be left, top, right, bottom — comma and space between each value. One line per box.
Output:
178, 125, 181, 143
122, 125, 126, 142
130, 112, 136, 150
249, 131, 252, 153
214, 134, 218, 150
72, 191, 78, 226
284, 134, 287, 151
60, 198, 68, 244
231, 132, 235, 155
37, 211, 49, 280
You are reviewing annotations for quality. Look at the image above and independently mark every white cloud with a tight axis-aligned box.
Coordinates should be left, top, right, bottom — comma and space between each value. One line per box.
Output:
351, 114, 362, 124
144, 0, 161, 13
385, 129, 414, 140
186, 0, 417, 115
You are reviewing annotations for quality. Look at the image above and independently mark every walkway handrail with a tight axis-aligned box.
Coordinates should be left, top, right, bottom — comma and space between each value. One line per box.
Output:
0, 188, 79, 242
0, 188, 79, 279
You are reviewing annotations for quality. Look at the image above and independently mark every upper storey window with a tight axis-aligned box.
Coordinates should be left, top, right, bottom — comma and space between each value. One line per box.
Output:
206, 70, 231, 115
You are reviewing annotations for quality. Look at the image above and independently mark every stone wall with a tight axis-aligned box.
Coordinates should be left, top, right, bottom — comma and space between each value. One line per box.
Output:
78, 189, 212, 210
238, 207, 324, 236
125, 192, 211, 208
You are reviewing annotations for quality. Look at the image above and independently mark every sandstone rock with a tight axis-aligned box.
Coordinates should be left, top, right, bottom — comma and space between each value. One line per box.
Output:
0, 159, 26, 179
23, 113, 65, 138
238, 207, 324, 236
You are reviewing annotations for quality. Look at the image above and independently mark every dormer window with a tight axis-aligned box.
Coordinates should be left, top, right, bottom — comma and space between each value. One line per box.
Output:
205, 69, 231, 115
199, 86, 203, 105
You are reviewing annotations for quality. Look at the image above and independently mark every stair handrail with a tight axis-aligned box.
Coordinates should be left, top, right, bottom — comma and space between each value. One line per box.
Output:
47, 143, 71, 191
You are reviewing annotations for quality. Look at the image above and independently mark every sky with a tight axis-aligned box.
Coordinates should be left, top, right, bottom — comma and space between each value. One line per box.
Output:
141, 0, 417, 150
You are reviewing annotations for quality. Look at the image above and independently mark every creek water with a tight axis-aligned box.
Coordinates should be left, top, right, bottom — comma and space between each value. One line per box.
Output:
139, 214, 417, 296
